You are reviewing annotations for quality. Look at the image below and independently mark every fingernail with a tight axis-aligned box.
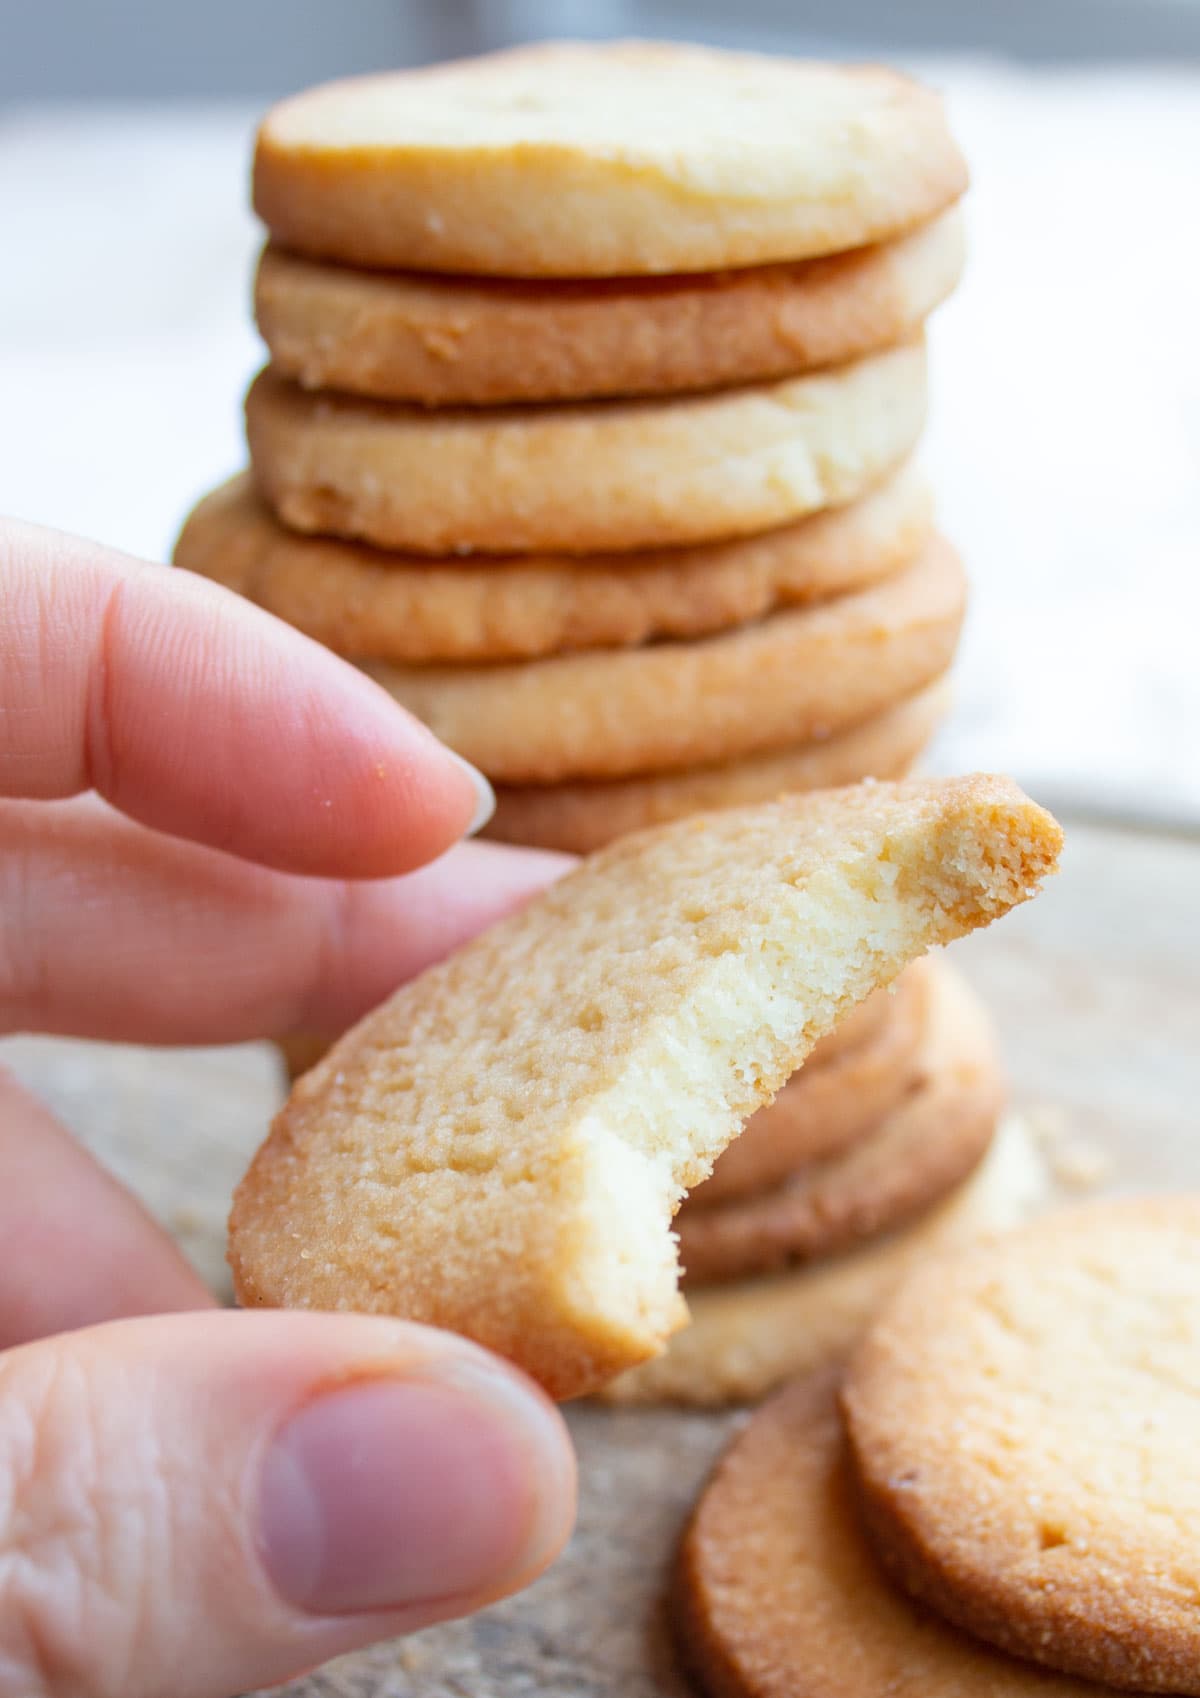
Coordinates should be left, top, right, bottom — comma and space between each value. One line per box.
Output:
443, 750, 495, 837
258, 1360, 570, 1616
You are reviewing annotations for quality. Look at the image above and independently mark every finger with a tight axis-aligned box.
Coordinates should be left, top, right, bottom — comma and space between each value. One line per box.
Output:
0, 516, 490, 877
0, 1311, 576, 1698
0, 797, 572, 1043
0, 1069, 213, 1348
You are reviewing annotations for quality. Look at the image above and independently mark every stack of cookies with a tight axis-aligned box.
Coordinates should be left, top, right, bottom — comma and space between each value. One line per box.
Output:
602, 959, 1046, 1405
176, 42, 1002, 1403
176, 39, 968, 847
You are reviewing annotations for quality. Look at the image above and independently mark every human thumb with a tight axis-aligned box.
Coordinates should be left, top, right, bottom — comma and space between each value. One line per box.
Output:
0, 1310, 575, 1698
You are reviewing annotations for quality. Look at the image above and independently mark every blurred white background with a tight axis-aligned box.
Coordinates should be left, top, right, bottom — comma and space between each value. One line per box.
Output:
2, 1, 1198, 827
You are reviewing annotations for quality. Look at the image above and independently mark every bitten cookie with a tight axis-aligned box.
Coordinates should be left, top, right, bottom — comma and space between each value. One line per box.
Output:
695, 961, 930, 1204
228, 778, 1061, 1400
173, 462, 932, 663
253, 42, 967, 276
677, 962, 1002, 1282
842, 1198, 1200, 1693
602, 1116, 1050, 1406
255, 210, 964, 405
674, 1364, 1097, 1698
244, 341, 925, 555
483, 681, 949, 851
366, 543, 964, 783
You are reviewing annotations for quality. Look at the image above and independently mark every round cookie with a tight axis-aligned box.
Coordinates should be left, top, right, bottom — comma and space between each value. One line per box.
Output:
674, 1364, 1099, 1698
253, 42, 967, 277
483, 680, 949, 851
229, 778, 1061, 1401
695, 962, 930, 1207
255, 210, 964, 405
676, 962, 1003, 1284
602, 1117, 1050, 1407
366, 542, 964, 783
244, 341, 926, 555
842, 1198, 1200, 1694
173, 463, 932, 663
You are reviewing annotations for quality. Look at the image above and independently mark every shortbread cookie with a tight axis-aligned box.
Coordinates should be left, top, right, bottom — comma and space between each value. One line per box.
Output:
273, 944, 912, 1090
174, 463, 931, 663
244, 342, 925, 554
367, 543, 963, 783
678, 963, 1001, 1282
255, 211, 964, 404
674, 1365, 1096, 1698
696, 962, 929, 1205
484, 681, 948, 851
253, 43, 967, 276
602, 1117, 1050, 1406
843, 1199, 1200, 1693
228, 778, 1061, 1400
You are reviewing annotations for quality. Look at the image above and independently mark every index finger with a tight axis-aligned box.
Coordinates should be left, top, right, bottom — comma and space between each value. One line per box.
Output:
0, 516, 487, 878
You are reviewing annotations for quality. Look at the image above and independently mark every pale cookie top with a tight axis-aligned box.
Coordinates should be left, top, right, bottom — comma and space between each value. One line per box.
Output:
228, 778, 1060, 1401
843, 1198, 1200, 1693
253, 42, 968, 275
676, 1367, 1101, 1697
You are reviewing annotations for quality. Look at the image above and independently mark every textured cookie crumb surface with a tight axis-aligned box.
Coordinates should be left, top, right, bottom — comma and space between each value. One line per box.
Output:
229, 778, 1060, 1400
843, 1197, 1200, 1692
675, 1366, 1100, 1698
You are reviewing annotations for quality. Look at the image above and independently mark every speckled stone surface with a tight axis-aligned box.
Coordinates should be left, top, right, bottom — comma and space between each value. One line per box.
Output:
2, 820, 1197, 1696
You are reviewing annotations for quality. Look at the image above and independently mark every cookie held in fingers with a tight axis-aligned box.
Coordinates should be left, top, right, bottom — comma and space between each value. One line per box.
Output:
842, 1198, 1200, 1693
696, 960, 930, 1205
244, 341, 926, 555
174, 463, 932, 664
678, 962, 1002, 1281
253, 42, 967, 276
255, 209, 964, 405
367, 542, 964, 784
674, 1364, 1097, 1698
271, 936, 916, 1092
228, 778, 1061, 1400
602, 1117, 1050, 1406
483, 679, 949, 852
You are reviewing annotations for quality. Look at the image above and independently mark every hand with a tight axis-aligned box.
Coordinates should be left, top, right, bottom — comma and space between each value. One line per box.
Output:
0, 518, 578, 1698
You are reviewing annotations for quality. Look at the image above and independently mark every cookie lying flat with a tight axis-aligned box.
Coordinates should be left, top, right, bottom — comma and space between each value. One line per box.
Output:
602, 1117, 1050, 1406
678, 962, 1001, 1282
843, 1198, 1200, 1693
174, 463, 931, 663
696, 962, 929, 1206
483, 681, 948, 851
255, 210, 964, 405
228, 777, 1061, 1400
675, 1366, 1097, 1698
253, 42, 967, 276
368, 543, 963, 784
244, 342, 925, 555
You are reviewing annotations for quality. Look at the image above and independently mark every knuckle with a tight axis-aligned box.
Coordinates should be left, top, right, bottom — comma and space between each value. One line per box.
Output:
0, 1345, 167, 1698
